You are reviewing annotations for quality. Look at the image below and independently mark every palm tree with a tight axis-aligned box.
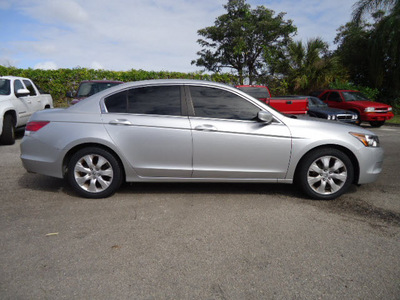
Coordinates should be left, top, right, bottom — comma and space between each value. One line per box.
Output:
352, 0, 400, 91
282, 38, 341, 94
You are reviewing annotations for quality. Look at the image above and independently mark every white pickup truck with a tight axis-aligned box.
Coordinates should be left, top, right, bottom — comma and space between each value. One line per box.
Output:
0, 76, 53, 145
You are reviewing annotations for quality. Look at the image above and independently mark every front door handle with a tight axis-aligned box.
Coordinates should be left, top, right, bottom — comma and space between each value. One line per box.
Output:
194, 124, 218, 131
109, 119, 132, 126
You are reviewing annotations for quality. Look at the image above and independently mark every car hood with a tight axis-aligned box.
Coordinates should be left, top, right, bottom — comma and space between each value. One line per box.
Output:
346, 100, 390, 108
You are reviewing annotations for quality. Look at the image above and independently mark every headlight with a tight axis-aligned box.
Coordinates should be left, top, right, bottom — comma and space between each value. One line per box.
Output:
388, 107, 392, 112
350, 132, 380, 147
364, 107, 375, 112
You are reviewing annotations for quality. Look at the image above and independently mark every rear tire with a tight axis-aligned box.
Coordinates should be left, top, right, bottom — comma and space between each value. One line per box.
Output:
296, 148, 354, 200
67, 147, 123, 198
0, 115, 15, 145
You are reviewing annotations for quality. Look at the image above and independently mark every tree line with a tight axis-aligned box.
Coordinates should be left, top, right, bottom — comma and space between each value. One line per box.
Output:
192, 0, 399, 110
1, 0, 398, 111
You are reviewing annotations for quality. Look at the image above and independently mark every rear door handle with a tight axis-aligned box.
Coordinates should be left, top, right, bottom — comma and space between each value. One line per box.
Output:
109, 119, 132, 126
286, 101, 292, 104
194, 124, 218, 131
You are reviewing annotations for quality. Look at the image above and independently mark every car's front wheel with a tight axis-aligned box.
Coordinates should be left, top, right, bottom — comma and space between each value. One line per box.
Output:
370, 121, 385, 127
296, 148, 354, 200
67, 147, 123, 198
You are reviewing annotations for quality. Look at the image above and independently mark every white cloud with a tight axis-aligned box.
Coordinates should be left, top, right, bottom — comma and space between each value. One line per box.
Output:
2, 0, 356, 71
90, 61, 104, 70
34, 61, 58, 70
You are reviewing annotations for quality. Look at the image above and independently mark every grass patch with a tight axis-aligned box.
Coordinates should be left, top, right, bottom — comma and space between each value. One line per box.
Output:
387, 114, 400, 124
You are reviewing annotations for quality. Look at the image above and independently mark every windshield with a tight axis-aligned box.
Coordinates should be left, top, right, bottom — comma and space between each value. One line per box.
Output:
0, 79, 11, 95
237, 86, 270, 99
77, 82, 121, 97
308, 96, 328, 108
342, 91, 370, 101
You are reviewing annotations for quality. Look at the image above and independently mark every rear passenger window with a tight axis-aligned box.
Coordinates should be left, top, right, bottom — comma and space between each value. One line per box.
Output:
105, 85, 181, 116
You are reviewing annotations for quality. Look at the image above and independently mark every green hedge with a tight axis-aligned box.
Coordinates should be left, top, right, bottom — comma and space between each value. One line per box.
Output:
0, 66, 238, 107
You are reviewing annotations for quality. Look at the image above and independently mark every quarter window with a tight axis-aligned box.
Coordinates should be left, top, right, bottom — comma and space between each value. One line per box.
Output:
189, 86, 260, 120
105, 85, 181, 116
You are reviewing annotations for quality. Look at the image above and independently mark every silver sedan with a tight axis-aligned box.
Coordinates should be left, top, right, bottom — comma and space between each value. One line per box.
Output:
20, 80, 384, 200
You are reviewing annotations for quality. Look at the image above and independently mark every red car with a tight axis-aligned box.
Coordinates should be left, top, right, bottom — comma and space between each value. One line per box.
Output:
313, 90, 394, 127
236, 85, 308, 115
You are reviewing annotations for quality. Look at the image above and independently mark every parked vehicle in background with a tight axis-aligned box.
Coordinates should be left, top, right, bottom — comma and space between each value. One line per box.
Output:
0, 76, 53, 145
21, 79, 383, 201
67, 80, 123, 105
236, 85, 308, 115
306, 96, 358, 124
311, 89, 393, 127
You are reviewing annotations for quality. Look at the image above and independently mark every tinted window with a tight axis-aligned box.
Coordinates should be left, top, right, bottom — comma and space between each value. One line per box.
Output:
236, 86, 270, 99
327, 92, 341, 102
0, 79, 11, 95
105, 85, 181, 116
190, 86, 260, 120
23, 80, 37, 96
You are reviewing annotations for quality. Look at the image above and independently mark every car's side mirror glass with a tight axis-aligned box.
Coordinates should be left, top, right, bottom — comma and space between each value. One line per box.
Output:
257, 110, 273, 124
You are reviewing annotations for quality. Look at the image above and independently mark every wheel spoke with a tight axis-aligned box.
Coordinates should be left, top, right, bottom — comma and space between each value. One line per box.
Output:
309, 162, 322, 173
317, 180, 327, 193
75, 162, 90, 174
321, 156, 331, 169
308, 175, 322, 185
330, 160, 344, 172
327, 178, 341, 192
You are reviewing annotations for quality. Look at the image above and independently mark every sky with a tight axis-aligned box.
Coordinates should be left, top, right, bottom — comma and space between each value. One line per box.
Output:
0, 0, 356, 72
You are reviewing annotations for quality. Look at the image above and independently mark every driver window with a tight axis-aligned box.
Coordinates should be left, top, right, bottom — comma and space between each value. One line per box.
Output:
14, 80, 24, 96
189, 86, 260, 121
328, 92, 341, 102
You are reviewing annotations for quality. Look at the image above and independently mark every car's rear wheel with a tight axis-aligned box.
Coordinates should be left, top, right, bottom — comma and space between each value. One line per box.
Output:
0, 114, 15, 145
67, 147, 123, 198
296, 148, 354, 200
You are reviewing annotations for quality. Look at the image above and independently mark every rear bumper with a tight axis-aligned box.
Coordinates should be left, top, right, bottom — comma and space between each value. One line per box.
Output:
20, 135, 65, 179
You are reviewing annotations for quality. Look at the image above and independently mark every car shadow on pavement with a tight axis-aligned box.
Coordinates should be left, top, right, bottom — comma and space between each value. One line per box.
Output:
118, 182, 303, 198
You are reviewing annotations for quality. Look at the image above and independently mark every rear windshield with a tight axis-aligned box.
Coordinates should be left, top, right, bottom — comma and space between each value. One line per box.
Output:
77, 82, 122, 97
237, 87, 270, 99
0, 79, 11, 95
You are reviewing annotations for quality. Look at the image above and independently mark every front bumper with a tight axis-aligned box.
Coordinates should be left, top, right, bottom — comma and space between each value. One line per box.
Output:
361, 112, 394, 122
357, 146, 384, 184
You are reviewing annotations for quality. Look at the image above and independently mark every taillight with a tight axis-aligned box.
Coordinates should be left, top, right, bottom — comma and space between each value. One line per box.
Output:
25, 121, 50, 132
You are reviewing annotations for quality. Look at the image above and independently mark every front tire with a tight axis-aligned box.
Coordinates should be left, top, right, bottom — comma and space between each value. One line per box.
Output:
67, 147, 123, 198
370, 121, 385, 127
0, 115, 16, 145
296, 148, 354, 200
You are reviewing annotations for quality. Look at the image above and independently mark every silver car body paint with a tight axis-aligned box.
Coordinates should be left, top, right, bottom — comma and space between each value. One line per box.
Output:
20, 79, 384, 186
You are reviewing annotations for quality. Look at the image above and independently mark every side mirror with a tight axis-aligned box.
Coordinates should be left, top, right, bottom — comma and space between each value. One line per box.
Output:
66, 91, 74, 98
16, 88, 30, 97
257, 110, 274, 124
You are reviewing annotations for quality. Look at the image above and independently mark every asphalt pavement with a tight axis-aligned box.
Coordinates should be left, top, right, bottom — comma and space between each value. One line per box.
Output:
0, 125, 399, 299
